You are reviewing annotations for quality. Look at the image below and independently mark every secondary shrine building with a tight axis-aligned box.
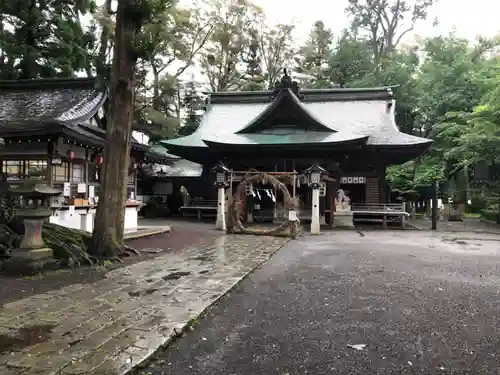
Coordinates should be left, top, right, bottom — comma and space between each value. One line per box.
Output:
162, 73, 432, 222
0, 77, 170, 231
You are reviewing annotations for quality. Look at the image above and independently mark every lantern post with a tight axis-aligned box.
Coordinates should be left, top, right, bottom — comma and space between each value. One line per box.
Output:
212, 163, 231, 231
304, 165, 327, 234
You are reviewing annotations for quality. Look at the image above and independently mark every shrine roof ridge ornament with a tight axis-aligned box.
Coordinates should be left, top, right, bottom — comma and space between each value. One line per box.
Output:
271, 68, 303, 100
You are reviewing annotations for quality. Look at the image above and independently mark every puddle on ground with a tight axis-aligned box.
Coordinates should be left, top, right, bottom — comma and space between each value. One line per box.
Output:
0, 324, 56, 353
141, 248, 166, 254
128, 288, 159, 297
163, 271, 191, 280
192, 255, 216, 262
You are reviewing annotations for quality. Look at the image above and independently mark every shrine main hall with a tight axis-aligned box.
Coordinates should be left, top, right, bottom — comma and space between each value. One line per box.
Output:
161, 72, 432, 228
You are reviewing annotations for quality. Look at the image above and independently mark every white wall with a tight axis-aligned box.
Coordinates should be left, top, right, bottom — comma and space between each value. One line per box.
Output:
49, 205, 139, 232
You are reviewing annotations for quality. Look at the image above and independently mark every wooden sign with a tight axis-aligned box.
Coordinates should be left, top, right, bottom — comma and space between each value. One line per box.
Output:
340, 177, 366, 184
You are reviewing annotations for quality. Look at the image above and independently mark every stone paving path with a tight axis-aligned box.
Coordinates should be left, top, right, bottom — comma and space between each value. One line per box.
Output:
0, 235, 288, 375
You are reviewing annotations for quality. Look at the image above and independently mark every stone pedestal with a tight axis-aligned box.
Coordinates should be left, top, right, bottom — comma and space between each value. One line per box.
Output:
14, 218, 53, 260
247, 209, 254, 224
80, 212, 94, 232
333, 209, 354, 228
310, 188, 320, 234
215, 187, 226, 231
320, 213, 326, 225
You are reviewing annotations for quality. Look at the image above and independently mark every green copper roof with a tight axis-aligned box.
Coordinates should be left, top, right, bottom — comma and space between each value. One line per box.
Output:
161, 83, 432, 151
203, 131, 368, 146
148, 143, 179, 158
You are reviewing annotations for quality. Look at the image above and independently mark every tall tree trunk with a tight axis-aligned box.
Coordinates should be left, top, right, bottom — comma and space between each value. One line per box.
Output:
96, 0, 113, 79
90, 0, 142, 258
151, 63, 160, 110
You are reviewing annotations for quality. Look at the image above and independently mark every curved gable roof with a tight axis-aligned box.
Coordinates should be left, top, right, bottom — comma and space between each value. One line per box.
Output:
0, 77, 106, 128
236, 88, 334, 134
162, 74, 432, 154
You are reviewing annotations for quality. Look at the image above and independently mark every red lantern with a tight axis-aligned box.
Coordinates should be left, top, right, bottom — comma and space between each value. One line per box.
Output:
67, 150, 75, 161
95, 155, 104, 165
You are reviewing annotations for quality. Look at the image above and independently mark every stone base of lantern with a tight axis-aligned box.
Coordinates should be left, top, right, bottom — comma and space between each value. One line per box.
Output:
12, 247, 53, 261
2, 217, 57, 275
333, 211, 354, 228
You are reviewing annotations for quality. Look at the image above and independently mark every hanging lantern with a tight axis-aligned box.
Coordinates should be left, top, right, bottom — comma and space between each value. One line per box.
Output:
304, 165, 327, 187
67, 150, 75, 161
95, 155, 104, 165
211, 162, 231, 187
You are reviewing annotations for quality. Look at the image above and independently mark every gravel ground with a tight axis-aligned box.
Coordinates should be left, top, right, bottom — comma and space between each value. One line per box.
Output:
143, 230, 500, 375
0, 224, 220, 305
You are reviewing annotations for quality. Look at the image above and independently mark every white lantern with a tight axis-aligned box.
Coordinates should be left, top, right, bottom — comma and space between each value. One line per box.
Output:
212, 162, 230, 186
311, 171, 321, 184
216, 171, 225, 184
304, 164, 326, 186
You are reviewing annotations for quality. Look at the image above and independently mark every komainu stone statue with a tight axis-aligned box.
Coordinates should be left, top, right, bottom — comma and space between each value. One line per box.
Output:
335, 189, 351, 211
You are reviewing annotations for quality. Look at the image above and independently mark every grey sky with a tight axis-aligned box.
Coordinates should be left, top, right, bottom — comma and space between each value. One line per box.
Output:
254, 0, 500, 43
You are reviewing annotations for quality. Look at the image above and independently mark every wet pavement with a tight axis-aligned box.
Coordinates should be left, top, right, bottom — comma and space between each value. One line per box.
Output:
0, 224, 219, 305
410, 217, 500, 234
0, 234, 288, 375
144, 230, 500, 375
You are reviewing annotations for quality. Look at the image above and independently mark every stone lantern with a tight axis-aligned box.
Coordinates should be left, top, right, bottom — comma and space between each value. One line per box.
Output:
212, 163, 231, 231
304, 165, 327, 234
8, 181, 62, 260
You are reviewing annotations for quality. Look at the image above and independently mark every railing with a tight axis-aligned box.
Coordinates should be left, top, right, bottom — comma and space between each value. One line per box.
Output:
352, 203, 406, 213
186, 198, 218, 208
180, 198, 218, 220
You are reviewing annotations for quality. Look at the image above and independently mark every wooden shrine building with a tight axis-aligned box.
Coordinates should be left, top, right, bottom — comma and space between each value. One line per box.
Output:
0, 77, 170, 231
162, 72, 433, 226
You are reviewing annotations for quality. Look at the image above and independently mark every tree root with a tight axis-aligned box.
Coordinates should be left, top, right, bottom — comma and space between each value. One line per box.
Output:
99, 256, 124, 263
0, 223, 147, 269
123, 245, 141, 256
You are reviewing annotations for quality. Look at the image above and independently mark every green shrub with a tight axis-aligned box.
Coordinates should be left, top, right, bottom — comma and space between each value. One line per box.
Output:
481, 209, 500, 223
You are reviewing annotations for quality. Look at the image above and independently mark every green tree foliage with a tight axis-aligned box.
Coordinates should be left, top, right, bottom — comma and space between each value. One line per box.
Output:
259, 23, 295, 89
387, 35, 500, 193
346, 0, 436, 68
200, 0, 262, 92
328, 32, 373, 87
0, 0, 97, 79
241, 28, 266, 91
295, 21, 334, 88
178, 77, 204, 136
133, 1, 215, 140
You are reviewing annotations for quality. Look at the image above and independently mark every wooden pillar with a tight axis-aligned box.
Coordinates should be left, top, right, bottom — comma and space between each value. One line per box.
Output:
215, 186, 226, 231
84, 148, 89, 199
310, 186, 320, 234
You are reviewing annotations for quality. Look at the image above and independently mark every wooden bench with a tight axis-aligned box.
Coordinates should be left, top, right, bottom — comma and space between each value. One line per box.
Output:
352, 204, 409, 228
180, 199, 218, 221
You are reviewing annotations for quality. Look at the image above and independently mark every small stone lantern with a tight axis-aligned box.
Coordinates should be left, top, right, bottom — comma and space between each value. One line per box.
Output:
8, 181, 61, 260
212, 163, 231, 231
